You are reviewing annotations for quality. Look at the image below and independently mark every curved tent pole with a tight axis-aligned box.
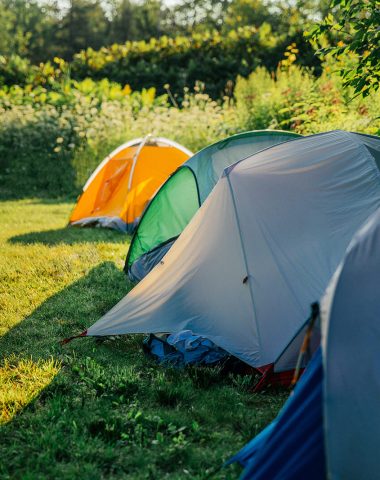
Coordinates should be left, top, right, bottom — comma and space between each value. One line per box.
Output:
127, 134, 152, 192
82, 138, 143, 192
218, 129, 301, 150
154, 137, 193, 158
67, 137, 144, 227
83, 136, 192, 194
68, 135, 193, 229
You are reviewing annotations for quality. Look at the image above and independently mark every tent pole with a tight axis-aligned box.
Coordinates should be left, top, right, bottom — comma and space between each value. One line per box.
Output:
127, 134, 152, 192
291, 302, 320, 386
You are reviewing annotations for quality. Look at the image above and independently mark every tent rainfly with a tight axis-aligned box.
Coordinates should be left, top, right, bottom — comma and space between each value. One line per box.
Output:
78, 131, 380, 371
69, 136, 192, 233
229, 206, 380, 480
126, 130, 302, 281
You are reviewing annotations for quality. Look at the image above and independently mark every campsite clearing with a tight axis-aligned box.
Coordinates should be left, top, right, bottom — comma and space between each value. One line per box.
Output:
0, 199, 286, 479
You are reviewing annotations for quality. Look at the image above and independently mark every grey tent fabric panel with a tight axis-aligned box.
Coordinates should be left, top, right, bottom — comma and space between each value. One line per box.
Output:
88, 177, 261, 365
188, 131, 301, 202
126, 130, 301, 281
322, 208, 380, 480
228, 131, 380, 365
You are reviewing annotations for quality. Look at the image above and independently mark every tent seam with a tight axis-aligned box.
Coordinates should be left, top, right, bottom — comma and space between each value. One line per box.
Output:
226, 174, 262, 363
82, 138, 143, 191
223, 132, 303, 177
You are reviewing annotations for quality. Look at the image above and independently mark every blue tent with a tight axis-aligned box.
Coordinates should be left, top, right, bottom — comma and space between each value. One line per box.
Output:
228, 349, 325, 480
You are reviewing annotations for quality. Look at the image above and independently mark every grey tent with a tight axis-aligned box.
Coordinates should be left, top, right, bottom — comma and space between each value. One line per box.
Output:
321, 206, 380, 479
83, 131, 380, 369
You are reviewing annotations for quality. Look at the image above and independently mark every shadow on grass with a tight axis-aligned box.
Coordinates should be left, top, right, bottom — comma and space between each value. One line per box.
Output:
0, 261, 163, 478
0, 190, 79, 203
9, 226, 128, 246
0, 261, 280, 479
0, 261, 129, 360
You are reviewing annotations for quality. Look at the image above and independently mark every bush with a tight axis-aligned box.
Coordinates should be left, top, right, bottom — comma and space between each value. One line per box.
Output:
70, 26, 278, 99
1, 58, 379, 200
0, 55, 33, 86
0, 105, 79, 197
70, 25, 321, 99
234, 59, 380, 135
0, 26, 319, 99
0, 81, 232, 198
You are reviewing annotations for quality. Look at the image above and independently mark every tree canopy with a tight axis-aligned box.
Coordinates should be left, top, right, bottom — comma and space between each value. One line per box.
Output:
0, 0, 330, 63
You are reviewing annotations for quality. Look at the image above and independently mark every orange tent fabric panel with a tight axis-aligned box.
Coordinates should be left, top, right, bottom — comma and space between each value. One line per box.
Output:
69, 139, 190, 232
121, 146, 190, 225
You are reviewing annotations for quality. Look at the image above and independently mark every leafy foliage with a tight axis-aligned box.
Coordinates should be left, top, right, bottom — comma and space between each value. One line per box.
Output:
308, 0, 380, 96
234, 48, 380, 134
0, 25, 299, 98
0, 0, 326, 65
0, 79, 231, 198
70, 26, 279, 98
1, 56, 379, 200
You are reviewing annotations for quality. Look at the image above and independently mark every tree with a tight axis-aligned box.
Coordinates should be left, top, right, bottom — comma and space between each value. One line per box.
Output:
132, 0, 164, 39
223, 0, 276, 32
57, 0, 110, 60
309, 0, 380, 96
0, 0, 60, 62
165, 0, 230, 34
108, 0, 138, 42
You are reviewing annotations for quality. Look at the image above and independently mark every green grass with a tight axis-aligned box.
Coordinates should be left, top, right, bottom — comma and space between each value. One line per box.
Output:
0, 199, 286, 479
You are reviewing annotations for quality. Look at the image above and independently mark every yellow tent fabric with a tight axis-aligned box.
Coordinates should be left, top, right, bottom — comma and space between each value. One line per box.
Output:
69, 137, 192, 232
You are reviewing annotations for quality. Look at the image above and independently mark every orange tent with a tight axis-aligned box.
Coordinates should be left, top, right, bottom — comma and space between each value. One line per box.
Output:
69, 136, 192, 232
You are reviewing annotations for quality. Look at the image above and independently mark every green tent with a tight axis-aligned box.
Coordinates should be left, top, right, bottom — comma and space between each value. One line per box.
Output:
125, 130, 302, 281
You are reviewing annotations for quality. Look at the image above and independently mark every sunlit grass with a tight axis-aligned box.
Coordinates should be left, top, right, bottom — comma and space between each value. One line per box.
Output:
0, 199, 286, 479
0, 356, 60, 424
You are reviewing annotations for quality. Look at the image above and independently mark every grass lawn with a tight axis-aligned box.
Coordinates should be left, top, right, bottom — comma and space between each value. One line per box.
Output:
0, 199, 286, 479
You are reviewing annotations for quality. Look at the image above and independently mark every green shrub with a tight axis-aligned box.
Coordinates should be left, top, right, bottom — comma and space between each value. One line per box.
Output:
69, 26, 275, 99
0, 105, 80, 197
1, 58, 379, 200
0, 55, 33, 86
234, 60, 380, 135
0, 26, 318, 99
0, 82, 232, 198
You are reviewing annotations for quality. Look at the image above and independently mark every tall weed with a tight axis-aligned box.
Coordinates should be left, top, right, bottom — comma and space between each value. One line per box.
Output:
234, 63, 380, 135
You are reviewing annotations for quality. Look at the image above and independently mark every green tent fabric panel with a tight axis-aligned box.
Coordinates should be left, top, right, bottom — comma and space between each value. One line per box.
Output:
127, 166, 200, 267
